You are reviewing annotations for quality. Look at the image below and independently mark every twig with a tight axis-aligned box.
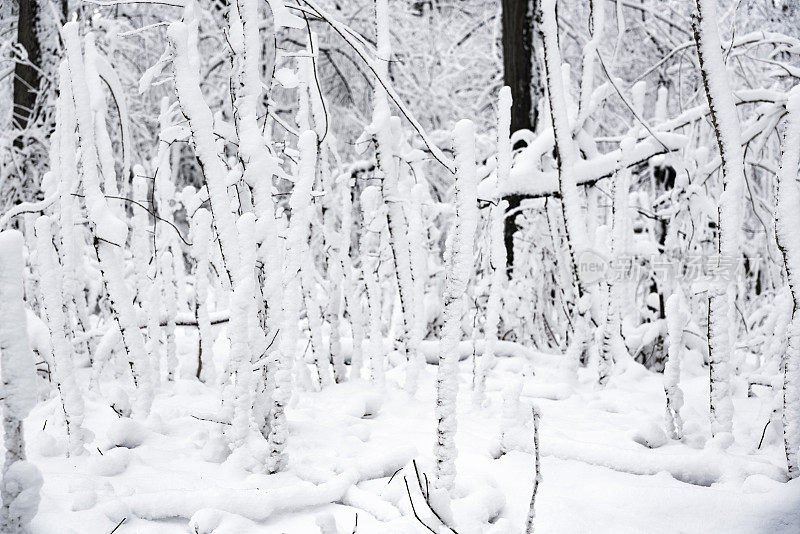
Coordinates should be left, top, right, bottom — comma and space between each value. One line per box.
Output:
0, 192, 60, 228
403, 476, 437, 534
386, 467, 403, 485
109, 517, 126, 534
72, 193, 192, 246
299, 0, 456, 174
525, 406, 542, 534
595, 51, 670, 152
191, 414, 232, 426
758, 419, 770, 450
410, 460, 460, 533
251, 329, 281, 370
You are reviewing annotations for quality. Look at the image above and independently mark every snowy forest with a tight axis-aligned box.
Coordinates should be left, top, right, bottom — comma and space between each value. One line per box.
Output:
0, 0, 799, 532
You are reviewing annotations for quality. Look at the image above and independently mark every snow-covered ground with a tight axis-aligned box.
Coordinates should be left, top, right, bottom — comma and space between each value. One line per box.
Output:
25, 330, 800, 533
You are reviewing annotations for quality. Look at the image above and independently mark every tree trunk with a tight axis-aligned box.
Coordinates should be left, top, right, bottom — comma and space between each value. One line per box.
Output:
12, 0, 42, 145
693, 0, 746, 440
501, 0, 543, 270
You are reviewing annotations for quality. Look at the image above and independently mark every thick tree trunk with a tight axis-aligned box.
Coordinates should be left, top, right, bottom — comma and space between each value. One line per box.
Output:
501, 0, 543, 270
502, 0, 537, 134
13, 0, 42, 143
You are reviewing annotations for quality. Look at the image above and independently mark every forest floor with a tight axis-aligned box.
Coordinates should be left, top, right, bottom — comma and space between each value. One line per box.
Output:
24, 329, 800, 534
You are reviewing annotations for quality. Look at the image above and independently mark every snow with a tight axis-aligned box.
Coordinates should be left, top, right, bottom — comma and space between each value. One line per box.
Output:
477, 132, 688, 200
17, 341, 799, 533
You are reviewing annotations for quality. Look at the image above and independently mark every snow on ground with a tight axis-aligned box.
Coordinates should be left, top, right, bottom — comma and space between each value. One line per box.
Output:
24, 329, 800, 534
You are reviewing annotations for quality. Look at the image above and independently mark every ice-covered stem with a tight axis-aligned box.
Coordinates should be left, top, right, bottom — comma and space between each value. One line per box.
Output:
360, 185, 386, 386
33, 216, 87, 457
131, 171, 163, 383
55, 61, 92, 362
131, 169, 153, 306
62, 22, 154, 418
291, 41, 330, 388
324, 272, 346, 387
321, 154, 346, 384
294, 141, 331, 388
152, 111, 186, 345
145, 265, 164, 383
664, 292, 687, 440
577, 0, 605, 123
302, 248, 332, 388
525, 406, 542, 534
228, 0, 280, 429
266, 130, 319, 472
84, 33, 121, 212
474, 87, 512, 407
227, 213, 257, 449
599, 137, 634, 385
0, 230, 42, 533
370, 1, 416, 383
403, 176, 429, 393
538, 0, 588, 296
191, 208, 215, 383
775, 86, 800, 479
231, 0, 282, 321
152, 100, 186, 320
434, 119, 479, 493
161, 250, 178, 381
168, 19, 239, 286
692, 0, 745, 439
339, 182, 365, 380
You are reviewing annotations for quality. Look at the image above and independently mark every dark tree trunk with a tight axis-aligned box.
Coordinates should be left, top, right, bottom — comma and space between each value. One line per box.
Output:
13, 0, 43, 146
501, 0, 536, 134
501, 0, 543, 271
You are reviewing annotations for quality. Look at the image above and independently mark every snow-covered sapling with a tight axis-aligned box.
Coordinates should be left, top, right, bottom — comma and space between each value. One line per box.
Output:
371, 0, 417, 385
775, 85, 800, 479
434, 119, 479, 493
0, 230, 43, 533
599, 137, 635, 385
361, 185, 386, 386
474, 86, 512, 407
191, 208, 215, 383
693, 0, 745, 440
33, 216, 87, 457
525, 406, 542, 534
266, 130, 319, 473
339, 182, 365, 380
62, 22, 154, 418
664, 292, 688, 440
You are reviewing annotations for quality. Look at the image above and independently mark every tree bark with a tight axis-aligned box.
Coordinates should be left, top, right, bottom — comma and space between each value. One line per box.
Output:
501, 0, 543, 270
12, 0, 42, 145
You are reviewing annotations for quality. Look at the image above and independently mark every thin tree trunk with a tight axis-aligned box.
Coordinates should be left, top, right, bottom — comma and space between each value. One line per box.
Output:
693, 0, 746, 440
